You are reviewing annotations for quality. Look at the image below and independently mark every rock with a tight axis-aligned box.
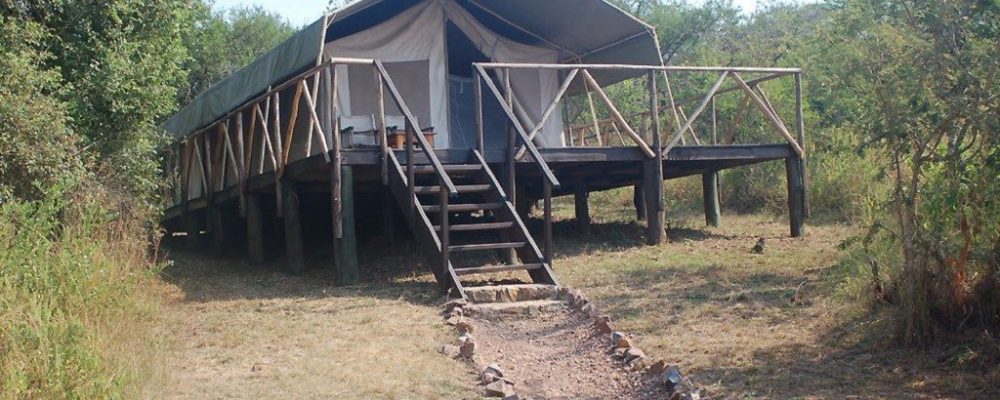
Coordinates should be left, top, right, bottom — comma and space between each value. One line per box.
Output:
660, 366, 683, 389
611, 331, 624, 344
444, 298, 467, 312
594, 317, 615, 334
502, 395, 521, 400
613, 347, 628, 358
483, 363, 505, 378
628, 356, 650, 371
446, 316, 462, 325
580, 302, 596, 316
611, 332, 631, 348
571, 290, 586, 307
481, 371, 499, 385
449, 307, 464, 318
459, 334, 476, 357
646, 359, 670, 377
439, 344, 461, 358
624, 347, 645, 362
456, 319, 474, 334
485, 379, 515, 397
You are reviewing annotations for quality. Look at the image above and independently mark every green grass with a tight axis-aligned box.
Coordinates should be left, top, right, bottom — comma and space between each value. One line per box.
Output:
0, 184, 162, 399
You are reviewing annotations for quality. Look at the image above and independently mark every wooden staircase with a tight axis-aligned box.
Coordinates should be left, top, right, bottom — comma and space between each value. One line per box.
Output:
386, 149, 559, 300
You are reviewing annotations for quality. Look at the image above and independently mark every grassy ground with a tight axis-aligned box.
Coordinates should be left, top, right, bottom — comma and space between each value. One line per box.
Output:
546, 187, 996, 399
150, 185, 997, 399
150, 252, 478, 399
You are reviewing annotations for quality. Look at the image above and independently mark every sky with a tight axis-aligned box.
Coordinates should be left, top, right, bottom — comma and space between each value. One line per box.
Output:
211, 0, 778, 27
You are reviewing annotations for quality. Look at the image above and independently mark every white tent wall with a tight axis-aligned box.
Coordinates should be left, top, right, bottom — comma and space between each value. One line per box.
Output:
322, 0, 566, 150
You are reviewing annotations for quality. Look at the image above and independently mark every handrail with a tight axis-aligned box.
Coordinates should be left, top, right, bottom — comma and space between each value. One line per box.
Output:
475, 62, 801, 74
473, 64, 560, 188
373, 60, 458, 196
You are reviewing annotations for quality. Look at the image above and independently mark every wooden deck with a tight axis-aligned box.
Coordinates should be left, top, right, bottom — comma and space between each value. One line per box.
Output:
161, 144, 793, 223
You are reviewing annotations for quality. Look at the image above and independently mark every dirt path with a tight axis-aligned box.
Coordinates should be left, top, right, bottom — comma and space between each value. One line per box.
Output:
151, 254, 478, 399
472, 309, 649, 399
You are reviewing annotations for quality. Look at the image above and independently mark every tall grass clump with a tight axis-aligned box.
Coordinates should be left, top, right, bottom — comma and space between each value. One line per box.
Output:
0, 180, 162, 399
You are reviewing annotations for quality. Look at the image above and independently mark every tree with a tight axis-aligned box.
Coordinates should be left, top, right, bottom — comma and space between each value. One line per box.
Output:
180, 4, 296, 103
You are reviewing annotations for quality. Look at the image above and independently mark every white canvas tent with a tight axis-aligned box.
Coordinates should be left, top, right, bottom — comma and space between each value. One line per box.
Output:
165, 0, 663, 153
323, 0, 565, 148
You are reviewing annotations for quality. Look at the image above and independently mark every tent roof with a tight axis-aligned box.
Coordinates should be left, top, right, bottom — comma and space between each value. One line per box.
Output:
165, 0, 662, 139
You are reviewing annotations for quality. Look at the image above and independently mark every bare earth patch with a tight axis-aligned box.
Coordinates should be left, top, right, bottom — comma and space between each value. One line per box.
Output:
472, 309, 644, 399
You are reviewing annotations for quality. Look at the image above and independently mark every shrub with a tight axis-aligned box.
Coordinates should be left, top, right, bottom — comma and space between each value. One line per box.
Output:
0, 180, 160, 399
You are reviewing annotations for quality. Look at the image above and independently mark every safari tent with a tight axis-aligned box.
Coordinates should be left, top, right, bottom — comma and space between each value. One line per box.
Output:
163, 0, 809, 300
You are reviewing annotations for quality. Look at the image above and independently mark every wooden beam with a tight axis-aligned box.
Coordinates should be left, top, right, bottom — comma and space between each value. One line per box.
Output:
514, 68, 578, 160
662, 71, 728, 156
702, 172, 720, 227
645, 70, 664, 245
785, 156, 805, 237
730, 72, 805, 158
580, 69, 655, 158
282, 81, 304, 168
574, 185, 590, 231
333, 165, 359, 285
300, 81, 331, 162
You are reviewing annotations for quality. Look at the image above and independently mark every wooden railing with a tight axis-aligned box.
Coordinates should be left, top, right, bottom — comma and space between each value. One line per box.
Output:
172, 57, 457, 242
473, 63, 806, 160
472, 63, 565, 264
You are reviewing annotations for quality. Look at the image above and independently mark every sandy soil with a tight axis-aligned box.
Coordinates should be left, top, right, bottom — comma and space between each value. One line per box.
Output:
472, 309, 649, 400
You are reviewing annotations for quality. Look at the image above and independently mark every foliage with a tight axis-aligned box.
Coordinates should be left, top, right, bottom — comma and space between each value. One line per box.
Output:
1, 0, 194, 205
0, 180, 160, 399
821, 0, 1000, 344
0, 17, 81, 202
180, 4, 295, 103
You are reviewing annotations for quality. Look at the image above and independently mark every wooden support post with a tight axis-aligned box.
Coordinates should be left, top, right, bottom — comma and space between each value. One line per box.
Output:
333, 166, 359, 285
574, 185, 591, 232
504, 70, 516, 201
209, 206, 226, 256
282, 184, 305, 273
185, 212, 202, 252
643, 159, 665, 244
794, 72, 810, 218
381, 191, 395, 244
646, 70, 665, 245
246, 194, 264, 264
439, 176, 450, 292
543, 179, 553, 264
702, 172, 721, 227
785, 156, 806, 238
633, 184, 646, 222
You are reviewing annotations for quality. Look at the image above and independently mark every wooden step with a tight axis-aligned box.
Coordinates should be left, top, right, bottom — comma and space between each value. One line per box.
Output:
453, 263, 544, 275
422, 202, 504, 213
434, 222, 514, 232
449, 242, 525, 252
409, 164, 482, 174
413, 184, 491, 194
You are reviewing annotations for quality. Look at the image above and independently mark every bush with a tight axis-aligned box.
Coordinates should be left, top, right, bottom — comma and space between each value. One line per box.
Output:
0, 180, 160, 399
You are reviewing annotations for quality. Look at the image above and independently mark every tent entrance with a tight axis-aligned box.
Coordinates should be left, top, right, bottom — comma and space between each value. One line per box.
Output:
446, 22, 506, 150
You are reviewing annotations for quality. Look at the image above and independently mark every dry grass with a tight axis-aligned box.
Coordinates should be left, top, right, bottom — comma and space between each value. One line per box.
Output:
148, 185, 997, 399
541, 190, 997, 399
149, 252, 478, 400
